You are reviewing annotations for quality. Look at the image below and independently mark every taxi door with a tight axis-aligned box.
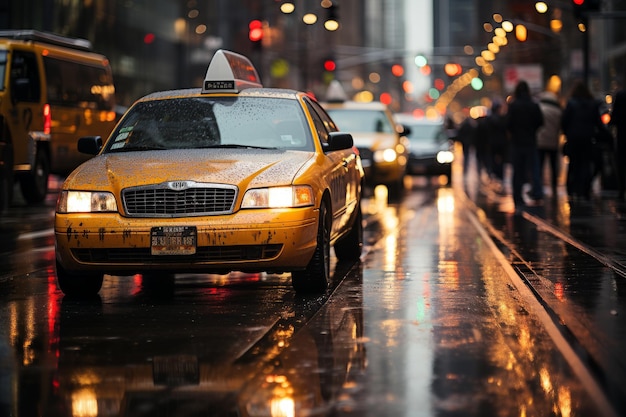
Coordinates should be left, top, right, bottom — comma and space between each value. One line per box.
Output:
305, 98, 361, 237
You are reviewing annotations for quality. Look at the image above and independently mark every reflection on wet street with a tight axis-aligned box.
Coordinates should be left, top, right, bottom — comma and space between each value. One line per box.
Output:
348, 183, 603, 416
1, 174, 624, 416
464, 167, 626, 416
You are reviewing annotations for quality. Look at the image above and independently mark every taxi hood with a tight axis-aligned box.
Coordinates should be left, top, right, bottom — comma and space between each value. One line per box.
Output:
63, 148, 315, 191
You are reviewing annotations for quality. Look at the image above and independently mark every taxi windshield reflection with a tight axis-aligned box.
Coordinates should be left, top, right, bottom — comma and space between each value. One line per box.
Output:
107, 97, 314, 153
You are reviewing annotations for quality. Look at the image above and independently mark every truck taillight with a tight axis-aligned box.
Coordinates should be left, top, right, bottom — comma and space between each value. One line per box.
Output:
43, 104, 51, 135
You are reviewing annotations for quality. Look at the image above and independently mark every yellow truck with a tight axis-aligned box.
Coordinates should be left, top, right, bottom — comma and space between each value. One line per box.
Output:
0, 30, 116, 210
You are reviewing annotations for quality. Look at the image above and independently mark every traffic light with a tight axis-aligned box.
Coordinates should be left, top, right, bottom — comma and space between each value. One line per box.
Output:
323, 58, 336, 72
572, 0, 600, 21
248, 19, 263, 49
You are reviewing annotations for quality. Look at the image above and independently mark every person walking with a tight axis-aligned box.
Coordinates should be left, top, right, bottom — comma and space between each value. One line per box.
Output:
483, 101, 509, 188
561, 80, 604, 200
536, 90, 563, 198
456, 116, 477, 177
506, 80, 544, 210
610, 83, 626, 200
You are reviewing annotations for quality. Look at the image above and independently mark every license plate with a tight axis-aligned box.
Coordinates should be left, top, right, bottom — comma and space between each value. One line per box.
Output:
151, 226, 197, 255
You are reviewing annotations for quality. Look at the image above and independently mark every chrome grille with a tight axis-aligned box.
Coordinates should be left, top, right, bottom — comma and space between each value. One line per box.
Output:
123, 182, 237, 217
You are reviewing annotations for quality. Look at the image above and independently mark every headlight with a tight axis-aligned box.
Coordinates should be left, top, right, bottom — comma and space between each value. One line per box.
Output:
373, 148, 397, 163
241, 185, 314, 208
436, 150, 454, 164
57, 191, 118, 213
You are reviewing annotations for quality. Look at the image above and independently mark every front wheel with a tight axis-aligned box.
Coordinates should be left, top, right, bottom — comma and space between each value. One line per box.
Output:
291, 203, 330, 294
334, 204, 363, 262
0, 140, 13, 213
19, 149, 50, 204
56, 260, 104, 297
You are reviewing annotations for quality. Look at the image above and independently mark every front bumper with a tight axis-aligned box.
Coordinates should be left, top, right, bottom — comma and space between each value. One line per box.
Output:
358, 148, 406, 185
55, 208, 319, 274
407, 156, 452, 176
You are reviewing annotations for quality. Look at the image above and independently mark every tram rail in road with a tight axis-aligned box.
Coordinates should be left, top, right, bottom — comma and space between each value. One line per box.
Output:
463, 190, 624, 417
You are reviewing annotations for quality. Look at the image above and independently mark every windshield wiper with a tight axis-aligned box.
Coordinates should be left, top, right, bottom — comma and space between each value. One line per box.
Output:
109, 145, 167, 152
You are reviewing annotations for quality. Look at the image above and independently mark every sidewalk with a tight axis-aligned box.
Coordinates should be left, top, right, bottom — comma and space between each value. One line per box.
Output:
459, 158, 626, 273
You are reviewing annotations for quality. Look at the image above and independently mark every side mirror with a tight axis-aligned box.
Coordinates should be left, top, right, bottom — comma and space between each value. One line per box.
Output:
77, 136, 103, 155
326, 132, 354, 151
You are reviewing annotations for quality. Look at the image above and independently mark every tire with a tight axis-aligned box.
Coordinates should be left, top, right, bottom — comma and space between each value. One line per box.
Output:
19, 149, 50, 204
0, 140, 13, 213
334, 204, 363, 262
56, 260, 104, 297
291, 202, 330, 294
386, 175, 405, 200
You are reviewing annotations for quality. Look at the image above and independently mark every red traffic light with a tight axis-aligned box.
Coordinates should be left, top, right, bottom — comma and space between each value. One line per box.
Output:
248, 19, 263, 42
323, 59, 336, 72
572, 0, 599, 18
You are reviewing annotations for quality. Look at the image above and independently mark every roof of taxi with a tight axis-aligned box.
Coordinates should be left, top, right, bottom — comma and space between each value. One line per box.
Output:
138, 87, 304, 102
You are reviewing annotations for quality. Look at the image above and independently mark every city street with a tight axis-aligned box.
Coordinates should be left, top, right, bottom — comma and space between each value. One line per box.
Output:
1, 163, 626, 417
3, 2, 626, 416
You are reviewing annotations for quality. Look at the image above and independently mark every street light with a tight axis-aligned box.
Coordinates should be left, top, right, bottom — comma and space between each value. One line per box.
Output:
444, 63, 462, 77
323, 5, 339, 31
535, 2, 548, 14
515, 24, 528, 42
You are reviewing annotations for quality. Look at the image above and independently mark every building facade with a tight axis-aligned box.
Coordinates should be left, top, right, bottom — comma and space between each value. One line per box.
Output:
2, 0, 626, 109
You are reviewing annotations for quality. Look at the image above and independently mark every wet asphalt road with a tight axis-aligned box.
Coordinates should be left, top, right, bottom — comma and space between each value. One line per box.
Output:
1, 169, 626, 416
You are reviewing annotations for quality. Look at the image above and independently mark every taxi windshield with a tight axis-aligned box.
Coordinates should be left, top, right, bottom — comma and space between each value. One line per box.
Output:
326, 109, 395, 134
406, 124, 444, 143
106, 96, 314, 152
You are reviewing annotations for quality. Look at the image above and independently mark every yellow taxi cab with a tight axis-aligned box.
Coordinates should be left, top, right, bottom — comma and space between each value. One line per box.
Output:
321, 84, 409, 194
54, 49, 364, 297
0, 30, 116, 207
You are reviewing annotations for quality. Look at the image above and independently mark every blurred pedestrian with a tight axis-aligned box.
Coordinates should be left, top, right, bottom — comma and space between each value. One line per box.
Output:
561, 80, 604, 200
475, 113, 491, 180
456, 116, 477, 176
506, 80, 544, 209
482, 101, 508, 187
610, 82, 626, 200
536, 90, 563, 198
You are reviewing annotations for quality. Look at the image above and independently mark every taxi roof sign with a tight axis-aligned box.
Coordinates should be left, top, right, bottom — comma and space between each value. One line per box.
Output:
325, 80, 348, 103
202, 49, 262, 94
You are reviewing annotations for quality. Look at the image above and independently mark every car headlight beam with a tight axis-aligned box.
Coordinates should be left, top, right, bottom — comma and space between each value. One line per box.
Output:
436, 150, 454, 164
374, 148, 397, 163
57, 191, 118, 213
242, 185, 314, 208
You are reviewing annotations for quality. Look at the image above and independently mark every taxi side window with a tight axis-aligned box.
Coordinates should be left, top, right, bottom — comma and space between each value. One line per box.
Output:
0, 51, 7, 91
304, 98, 337, 148
44, 57, 115, 111
10, 51, 41, 103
